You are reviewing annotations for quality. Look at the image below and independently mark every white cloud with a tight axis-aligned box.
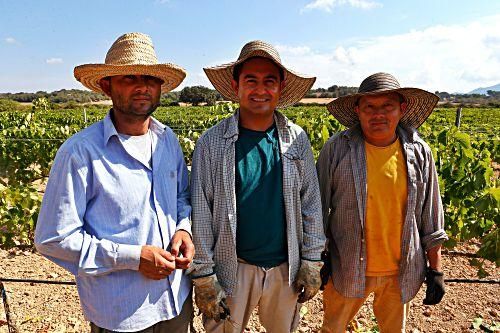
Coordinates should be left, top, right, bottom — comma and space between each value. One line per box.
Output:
46, 58, 63, 64
272, 14, 500, 93
302, 0, 382, 13
5, 37, 17, 44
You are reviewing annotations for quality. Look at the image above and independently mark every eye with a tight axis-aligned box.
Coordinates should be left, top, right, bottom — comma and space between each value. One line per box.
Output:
145, 75, 163, 84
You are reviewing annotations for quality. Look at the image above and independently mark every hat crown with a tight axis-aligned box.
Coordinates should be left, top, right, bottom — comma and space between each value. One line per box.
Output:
105, 32, 159, 66
238, 40, 282, 63
358, 72, 401, 93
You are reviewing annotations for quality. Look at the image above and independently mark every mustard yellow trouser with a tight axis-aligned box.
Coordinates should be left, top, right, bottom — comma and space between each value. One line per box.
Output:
322, 276, 408, 333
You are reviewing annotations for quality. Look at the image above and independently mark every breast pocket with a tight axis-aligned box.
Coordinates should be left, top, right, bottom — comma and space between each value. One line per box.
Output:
283, 152, 304, 190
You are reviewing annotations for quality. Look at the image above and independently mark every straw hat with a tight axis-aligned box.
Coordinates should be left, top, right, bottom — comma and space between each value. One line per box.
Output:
74, 32, 186, 94
204, 40, 316, 109
327, 72, 439, 128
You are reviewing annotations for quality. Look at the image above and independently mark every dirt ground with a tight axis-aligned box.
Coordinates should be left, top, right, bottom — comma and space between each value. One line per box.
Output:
0, 243, 498, 333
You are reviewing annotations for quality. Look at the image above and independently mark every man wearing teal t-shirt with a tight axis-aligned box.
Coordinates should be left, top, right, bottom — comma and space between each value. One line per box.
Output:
189, 40, 325, 332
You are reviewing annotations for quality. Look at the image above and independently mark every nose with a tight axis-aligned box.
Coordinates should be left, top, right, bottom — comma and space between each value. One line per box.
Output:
253, 81, 268, 94
134, 76, 150, 93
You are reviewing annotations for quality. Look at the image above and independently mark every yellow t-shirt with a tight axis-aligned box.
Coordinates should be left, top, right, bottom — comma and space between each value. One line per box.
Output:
364, 138, 408, 276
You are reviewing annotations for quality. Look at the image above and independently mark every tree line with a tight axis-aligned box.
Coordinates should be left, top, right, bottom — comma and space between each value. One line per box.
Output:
1, 86, 500, 107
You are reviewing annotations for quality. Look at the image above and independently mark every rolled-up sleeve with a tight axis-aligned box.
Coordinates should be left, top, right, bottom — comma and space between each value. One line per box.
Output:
420, 147, 448, 250
299, 132, 325, 261
190, 137, 216, 277
34, 149, 141, 276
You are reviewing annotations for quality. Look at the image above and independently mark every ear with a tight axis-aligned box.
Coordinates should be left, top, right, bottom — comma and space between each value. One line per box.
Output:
231, 79, 239, 95
400, 102, 408, 114
99, 78, 112, 97
354, 105, 360, 116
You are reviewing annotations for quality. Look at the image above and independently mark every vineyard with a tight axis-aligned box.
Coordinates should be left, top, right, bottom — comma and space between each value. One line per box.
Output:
0, 103, 499, 274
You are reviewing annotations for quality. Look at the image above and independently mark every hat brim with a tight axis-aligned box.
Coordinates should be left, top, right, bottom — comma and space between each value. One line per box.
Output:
326, 88, 439, 129
204, 50, 315, 109
74, 63, 186, 94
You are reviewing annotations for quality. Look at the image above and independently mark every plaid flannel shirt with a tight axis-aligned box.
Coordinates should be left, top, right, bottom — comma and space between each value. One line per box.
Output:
190, 110, 325, 296
317, 124, 448, 303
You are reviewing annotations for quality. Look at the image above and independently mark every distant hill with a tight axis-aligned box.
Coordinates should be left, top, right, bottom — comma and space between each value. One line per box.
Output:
468, 83, 500, 95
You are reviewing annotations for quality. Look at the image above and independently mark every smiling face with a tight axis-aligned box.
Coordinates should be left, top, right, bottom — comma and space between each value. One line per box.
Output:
355, 92, 407, 146
231, 57, 285, 121
100, 74, 163, 118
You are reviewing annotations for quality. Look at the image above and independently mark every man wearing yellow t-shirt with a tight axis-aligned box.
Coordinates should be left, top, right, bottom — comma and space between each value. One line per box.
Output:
317, 73, 448, 332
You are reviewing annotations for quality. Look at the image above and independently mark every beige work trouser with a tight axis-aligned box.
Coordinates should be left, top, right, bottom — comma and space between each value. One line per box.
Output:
322, 275, 408, 333
204, 261, 301, 333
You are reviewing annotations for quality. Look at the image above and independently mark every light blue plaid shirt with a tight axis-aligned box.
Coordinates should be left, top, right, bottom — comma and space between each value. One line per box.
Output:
35, 111, 192, 332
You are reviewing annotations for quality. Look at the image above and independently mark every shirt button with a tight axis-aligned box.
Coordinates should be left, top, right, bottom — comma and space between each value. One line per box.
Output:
361, 238, 365, 243
360, 257, 364, 261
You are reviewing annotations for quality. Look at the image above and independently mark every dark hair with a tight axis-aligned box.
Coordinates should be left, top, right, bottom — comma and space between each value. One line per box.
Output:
355, 92, 406, 106
232, 56, 285, 82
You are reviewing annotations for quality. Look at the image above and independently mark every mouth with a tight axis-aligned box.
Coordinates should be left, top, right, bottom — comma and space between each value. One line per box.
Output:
250, 96, 270, 103
133, 95, 152, 102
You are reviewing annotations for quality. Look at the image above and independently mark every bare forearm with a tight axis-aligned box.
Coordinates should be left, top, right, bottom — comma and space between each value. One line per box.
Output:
426, 245, 442, 271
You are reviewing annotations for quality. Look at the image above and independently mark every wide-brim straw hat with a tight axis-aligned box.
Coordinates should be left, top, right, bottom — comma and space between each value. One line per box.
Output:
327, 72, 439, 128
74, 32, 186, 94
204, 40, 316, 109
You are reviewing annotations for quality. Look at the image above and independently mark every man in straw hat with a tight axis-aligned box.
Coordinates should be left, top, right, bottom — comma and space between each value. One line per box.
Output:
188, 40, 325, 332
35, 32, 194, 332
317, 72, 448, 332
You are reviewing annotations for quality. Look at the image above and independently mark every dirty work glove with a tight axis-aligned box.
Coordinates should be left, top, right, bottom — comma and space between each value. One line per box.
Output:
423, 268, 445, 305
192, 274, 229, 321
319, 250, 332, 291
294, 260, 323, 303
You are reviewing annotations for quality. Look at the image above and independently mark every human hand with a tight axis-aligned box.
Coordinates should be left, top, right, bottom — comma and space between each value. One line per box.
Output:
423, 268, 445, 305
294, 260, 323, 303
192, 274, 229, 322
169, 230, 195, 270
138, 245, 176, 280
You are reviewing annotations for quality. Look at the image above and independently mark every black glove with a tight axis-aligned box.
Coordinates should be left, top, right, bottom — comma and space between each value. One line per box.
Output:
319, 250, 332, 291
423, 268, 445, 305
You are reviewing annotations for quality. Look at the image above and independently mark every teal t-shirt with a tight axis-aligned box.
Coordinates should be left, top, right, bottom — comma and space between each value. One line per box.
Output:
235, 124, 287, 268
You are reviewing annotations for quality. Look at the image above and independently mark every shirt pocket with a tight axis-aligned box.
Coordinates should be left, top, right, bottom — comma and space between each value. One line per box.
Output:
283, 152, 304, 189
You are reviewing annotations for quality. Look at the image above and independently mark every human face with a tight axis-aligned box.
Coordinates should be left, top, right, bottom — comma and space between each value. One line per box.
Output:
231, 57, 285, 119
100, 75, 162, 118
355, 92, 407, 147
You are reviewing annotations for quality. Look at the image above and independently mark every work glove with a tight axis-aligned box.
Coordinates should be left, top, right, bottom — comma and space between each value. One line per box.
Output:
294, 259, 323, 303
192, 274, 230, 321
319, 249, 332, 291
423, 268, 445, 305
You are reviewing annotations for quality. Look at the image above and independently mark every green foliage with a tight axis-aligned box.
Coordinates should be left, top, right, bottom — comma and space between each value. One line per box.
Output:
0, 105, 499, 264
32, 97, 50, 112
422, 126, 499, 269
0, 184, 41, 247
0, 98, 23, 113
179, 86, 220, 106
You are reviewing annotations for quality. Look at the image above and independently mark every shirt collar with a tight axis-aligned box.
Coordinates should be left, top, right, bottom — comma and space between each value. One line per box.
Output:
103, 109, 167, 145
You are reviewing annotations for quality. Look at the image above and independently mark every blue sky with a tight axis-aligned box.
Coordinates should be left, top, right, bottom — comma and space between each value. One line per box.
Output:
1, 0, 499, 93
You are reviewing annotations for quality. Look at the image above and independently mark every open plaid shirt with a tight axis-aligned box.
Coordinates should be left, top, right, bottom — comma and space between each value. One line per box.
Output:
190, 110, 325, 296
317, 124, 448, 303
